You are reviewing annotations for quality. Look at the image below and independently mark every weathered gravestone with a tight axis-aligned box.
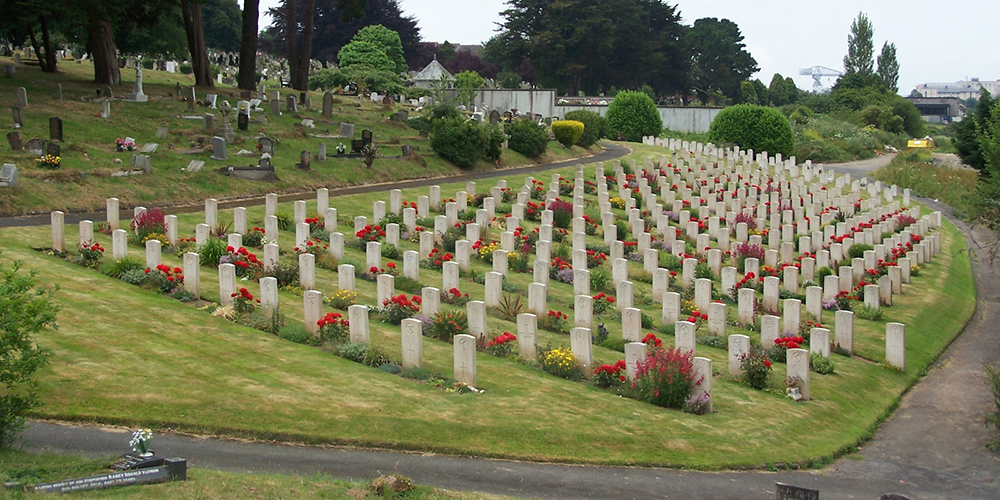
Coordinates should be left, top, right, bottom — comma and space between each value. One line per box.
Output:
2, 65, 13, 79
286, 95, 297, 112
0, 164, 18, 188
210, 136, 227, 160
15, 87, 27, 108
339, 122, 354, 138
46, 142, 60, 158
7, 131, 22, 152
155, 127, 169, 139
52, 83, 62, 100
12, 106, 23, 128
322, 92, 333, 119
489, 109, 501, 124
49, 117, 63, 141
26, 138, 43, 156
258, 136, 274, 155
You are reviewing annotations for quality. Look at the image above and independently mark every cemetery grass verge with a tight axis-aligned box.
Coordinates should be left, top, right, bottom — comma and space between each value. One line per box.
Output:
0, 449, 517, 500
0, 162, 977, 470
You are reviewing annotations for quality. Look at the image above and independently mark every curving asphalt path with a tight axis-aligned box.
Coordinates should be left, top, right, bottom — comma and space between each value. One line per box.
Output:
15, 152, 1000, 499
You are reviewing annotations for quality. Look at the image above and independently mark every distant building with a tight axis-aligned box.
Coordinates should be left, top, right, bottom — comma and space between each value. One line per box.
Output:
905, 96, 963, 124
913, 78, 1000, 100
412, 56, 455, 89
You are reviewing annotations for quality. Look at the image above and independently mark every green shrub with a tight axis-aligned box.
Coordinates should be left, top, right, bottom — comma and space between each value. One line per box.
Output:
606, 91, 662, 142
100, 256, 144, 279
848, 244, 874, 259
400, 366, 432, 380
564, 109, 607, 147
198, 238, 228, 267
141, 60, 154, 70
483, 124, 505, 161
708, 104, 794, 157
539, 345, 581, 380
179, 64, 192, 74
430, 117, 486, 168
855, 305, 884, 321
551, 120, 585, 148
506, 119, 549, 157
810, 353, 836, 374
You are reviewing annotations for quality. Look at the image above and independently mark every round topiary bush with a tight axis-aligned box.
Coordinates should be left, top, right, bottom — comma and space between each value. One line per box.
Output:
564, 109, 607, 147
430, 117, 487, 169
551, 120, 585, 148
506, 119, 549, 158
708, 104, 794, 157
605, 91, 662, 142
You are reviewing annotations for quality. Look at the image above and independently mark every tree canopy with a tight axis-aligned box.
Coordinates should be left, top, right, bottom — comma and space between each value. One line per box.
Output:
493, 0, 689, 96
351, 24, 407, 74
687, 17, 759, 102
843, 12, 874, 78
876, 42, 899, 93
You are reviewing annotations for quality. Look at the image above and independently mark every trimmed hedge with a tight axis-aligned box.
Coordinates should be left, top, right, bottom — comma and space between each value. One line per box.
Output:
551, 120, 585, 148
606, 91, 662, 143
564, 109, 607, 147
506, 119, 549, 158
708, 104, 794, 157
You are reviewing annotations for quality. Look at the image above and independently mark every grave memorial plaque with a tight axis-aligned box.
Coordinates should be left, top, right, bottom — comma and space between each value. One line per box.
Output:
48, 117, 63, 141
258, 137, 274, 155
774, 483, 819, 500
362, 129, 373, 146
46, 142, 60, 157
238, 112, 249, 132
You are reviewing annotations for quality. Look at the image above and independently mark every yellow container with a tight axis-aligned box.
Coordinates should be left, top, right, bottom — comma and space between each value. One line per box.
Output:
907, 138, 935, 149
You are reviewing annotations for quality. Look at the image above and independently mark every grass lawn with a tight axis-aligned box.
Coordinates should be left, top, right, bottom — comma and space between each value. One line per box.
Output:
0, 143, 976, 469
0, 58, 594, 216
0, 449, 515, 499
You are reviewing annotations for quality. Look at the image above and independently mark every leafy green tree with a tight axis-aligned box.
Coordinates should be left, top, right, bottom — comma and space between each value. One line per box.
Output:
437, 40, 455, 63
784, 76, 800, 104
739, 81, 759, 104
0, 255, 56, 449
496, 70, 522, 89
843, 12, 874, 78
606, 90, 662, 142
352, 24, 407, 73
338, 40, 396, 73
496, 0, 688, 96
687, 17, 759, 101
708, 104, 794, 157
453, 70, 484, 108
955, 88, 994, 171
752, 79, 768, 105
768, 74, 789, 106
876, 41, 899, 93
203, 0, 241, 52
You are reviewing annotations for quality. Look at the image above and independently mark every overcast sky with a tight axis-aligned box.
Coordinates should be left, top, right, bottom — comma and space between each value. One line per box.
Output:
253, 0, 999, 94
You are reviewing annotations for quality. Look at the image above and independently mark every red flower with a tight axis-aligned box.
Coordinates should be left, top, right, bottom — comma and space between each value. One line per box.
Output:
369, 266, 379, 273
764, 360, 772, 368
387, 262, 396, 269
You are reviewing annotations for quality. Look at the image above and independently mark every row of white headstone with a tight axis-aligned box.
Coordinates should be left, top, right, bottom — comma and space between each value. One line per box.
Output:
52, 142, 934, 398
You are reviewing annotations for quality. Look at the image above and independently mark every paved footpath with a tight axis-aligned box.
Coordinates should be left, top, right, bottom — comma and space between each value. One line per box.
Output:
15, 151, 1000, 499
